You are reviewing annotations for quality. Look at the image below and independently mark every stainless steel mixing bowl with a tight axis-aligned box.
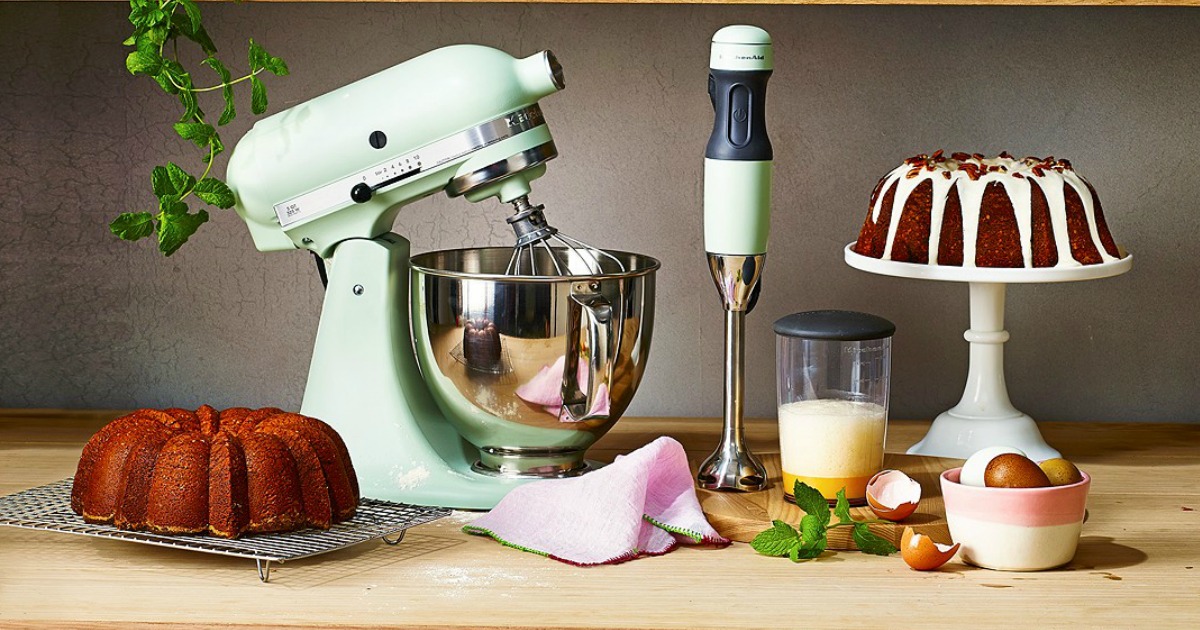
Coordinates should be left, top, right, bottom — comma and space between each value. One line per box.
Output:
410, 247, 659, 477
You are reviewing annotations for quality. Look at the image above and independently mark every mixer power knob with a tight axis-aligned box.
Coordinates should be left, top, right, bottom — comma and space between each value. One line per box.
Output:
350, 183, 373, 203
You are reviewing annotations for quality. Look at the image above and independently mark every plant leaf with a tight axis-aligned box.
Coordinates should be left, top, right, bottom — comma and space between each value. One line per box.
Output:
248, 38, 267, 72
266, 56, 289, 76
109, 212, 155, 241
833, 487, 854, 525
165, 162, 195, 195
150, 166, 173, 197
171, 13, 217, 55
125, 50, 162, 76
162, 59, 189, 98
796, 513, 828, 561
219, 83, 235, 125
156, 203, 209, 256
152, 70, 180, 95
192, 178, 235, 209
750, 520, 800, 558
792, 481, 831, 529
791, 545, 824, 561
158, 194, 182, 213
128, 0, 156, 28
177, 81, 198, 123
248, 38, 288, 76
203, 57, 236, 125
174, 122, 214, 146
179, 0, 202, 33
128, 0, 171, 32
205, 132, 225, 163
145, 25, 169, 46
192, 24, 218, 56
250, 75, 267, 115
852, 523, 898, 556
201, 56, 231, 82
799, 514, 826, 546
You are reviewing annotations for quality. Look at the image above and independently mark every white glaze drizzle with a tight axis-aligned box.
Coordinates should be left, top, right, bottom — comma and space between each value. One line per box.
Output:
1031, 173, 1076, 267
869, 154, 1116, 268
1064, 172, 1119, 264
998, 175, 1032, 267
871, 166, 904, 224
881, 169, 928, 260
927, 173, 954, 263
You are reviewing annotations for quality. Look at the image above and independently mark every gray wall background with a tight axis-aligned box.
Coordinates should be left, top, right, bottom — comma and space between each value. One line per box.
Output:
1, 2, 1196, 422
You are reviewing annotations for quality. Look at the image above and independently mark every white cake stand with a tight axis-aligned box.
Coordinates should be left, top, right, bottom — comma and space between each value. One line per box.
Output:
844, 244, 1133, 461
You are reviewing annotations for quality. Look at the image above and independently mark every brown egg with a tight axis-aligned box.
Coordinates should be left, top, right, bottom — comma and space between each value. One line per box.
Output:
1039, 458, 1085, 486
984, 453, 1052, 488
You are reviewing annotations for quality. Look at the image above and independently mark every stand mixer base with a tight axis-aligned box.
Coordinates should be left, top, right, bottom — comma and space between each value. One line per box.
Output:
472, 448, 595, 478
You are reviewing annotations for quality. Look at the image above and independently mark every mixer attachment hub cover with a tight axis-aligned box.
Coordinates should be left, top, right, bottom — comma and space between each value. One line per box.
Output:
506, 197, 557, 248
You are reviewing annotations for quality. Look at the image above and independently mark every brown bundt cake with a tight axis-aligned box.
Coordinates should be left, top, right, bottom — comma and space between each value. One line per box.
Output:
853, 152, 1123, 268
70, 406, 358, 538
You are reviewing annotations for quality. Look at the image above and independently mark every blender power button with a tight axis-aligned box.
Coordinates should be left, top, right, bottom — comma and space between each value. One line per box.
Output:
729, 84, 751, 146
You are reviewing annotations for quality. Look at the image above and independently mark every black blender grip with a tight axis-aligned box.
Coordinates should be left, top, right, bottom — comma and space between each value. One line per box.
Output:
705, 68, 772, 161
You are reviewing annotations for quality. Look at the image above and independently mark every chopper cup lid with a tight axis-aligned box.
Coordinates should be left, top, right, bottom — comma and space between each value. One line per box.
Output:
773, 310, 895, 341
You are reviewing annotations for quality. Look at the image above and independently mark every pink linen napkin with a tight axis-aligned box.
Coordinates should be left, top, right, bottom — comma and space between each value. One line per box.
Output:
463, 436, 729, 566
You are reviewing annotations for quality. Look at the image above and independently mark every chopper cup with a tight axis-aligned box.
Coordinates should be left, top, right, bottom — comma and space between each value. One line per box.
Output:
410, 247, 659, 477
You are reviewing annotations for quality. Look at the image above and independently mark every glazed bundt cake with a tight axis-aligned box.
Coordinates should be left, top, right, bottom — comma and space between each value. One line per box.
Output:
71, 406, 358, 538
853, 151, 1123, 268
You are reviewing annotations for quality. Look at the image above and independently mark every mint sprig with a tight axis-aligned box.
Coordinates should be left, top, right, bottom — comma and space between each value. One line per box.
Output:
750, 481, 899, 562
112, 0, 287, 256
751, 520, 800, 556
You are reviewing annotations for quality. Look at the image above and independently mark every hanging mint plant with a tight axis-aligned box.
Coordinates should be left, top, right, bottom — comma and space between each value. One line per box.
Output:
109, 0, 288, 256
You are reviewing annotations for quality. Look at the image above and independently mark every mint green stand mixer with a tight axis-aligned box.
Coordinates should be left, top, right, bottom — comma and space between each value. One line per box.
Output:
227, 45, 659, 510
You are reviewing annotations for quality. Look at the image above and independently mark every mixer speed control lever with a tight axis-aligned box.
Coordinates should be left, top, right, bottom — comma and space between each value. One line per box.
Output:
350, 183, 373, 203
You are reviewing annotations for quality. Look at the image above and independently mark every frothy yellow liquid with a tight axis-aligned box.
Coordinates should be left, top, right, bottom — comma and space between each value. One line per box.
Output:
778, 399, 886, 502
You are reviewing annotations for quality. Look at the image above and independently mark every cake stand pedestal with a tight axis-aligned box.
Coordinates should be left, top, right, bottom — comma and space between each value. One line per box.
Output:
845, 245, 1132, 461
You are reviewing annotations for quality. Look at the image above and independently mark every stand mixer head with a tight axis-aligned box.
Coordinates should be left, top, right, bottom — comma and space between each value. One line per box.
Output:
229, 44, 610, 276
227, 44, 657, 509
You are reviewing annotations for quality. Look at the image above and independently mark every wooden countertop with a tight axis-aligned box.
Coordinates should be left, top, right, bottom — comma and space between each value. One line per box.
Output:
1, 410, 1198, 628
55, 0, 1200, 6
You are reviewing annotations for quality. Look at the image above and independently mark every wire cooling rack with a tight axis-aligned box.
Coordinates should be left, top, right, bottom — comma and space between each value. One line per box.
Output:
0, 478, 451, 582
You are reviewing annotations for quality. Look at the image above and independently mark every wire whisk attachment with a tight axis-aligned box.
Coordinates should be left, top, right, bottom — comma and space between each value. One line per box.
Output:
504, 196, 626, 277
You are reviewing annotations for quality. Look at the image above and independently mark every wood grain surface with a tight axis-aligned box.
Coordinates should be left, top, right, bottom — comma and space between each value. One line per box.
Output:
1, 410, 1198, 628
697, 452, 958, 547
48, 0, 1200, 5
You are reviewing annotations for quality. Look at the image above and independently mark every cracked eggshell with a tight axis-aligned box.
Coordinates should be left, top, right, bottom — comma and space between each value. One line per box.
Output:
960, 446, 1026, 488
901, 526, 960, 571
865, 469, 921, 521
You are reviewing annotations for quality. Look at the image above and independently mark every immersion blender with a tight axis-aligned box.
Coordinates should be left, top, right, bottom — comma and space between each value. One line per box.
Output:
696, 25, 773, 492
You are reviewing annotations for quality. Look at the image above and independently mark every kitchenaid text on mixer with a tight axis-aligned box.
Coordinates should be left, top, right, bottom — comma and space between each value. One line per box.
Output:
227, 45, 659, 509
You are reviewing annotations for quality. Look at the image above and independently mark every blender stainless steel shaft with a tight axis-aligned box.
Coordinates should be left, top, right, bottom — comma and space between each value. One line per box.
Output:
696, 25, 773, 492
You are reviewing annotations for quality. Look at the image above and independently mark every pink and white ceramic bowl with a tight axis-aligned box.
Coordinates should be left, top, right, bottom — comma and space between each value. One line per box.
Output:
941, 467, 1090, 571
